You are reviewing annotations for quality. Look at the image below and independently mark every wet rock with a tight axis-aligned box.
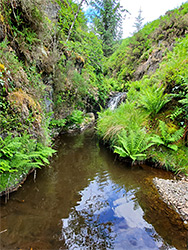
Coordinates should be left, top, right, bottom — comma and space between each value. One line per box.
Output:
80, 113, 95, 131
67, 113, 95, 134
153, 177, 188, 224
134, 47, 166, 80
0, 23, 5, 42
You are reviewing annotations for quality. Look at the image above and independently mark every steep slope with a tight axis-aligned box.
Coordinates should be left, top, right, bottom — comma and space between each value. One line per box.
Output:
0, 0, 109, 194
97, 2, 188, 174
106, 3, 188, 83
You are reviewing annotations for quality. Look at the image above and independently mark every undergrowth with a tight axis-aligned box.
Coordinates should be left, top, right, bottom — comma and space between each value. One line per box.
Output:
0, 133, 56, 192
97, 26, 188, 174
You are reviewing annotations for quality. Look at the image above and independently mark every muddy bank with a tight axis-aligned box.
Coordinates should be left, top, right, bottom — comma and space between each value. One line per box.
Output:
153, 177, 188, 228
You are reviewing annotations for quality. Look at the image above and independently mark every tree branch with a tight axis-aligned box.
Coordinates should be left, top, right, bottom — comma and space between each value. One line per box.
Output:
66, 0, 85, 42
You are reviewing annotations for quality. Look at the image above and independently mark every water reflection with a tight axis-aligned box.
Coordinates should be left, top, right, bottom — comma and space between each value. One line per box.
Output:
61, 172, 177, 250
0, 129, 187, 249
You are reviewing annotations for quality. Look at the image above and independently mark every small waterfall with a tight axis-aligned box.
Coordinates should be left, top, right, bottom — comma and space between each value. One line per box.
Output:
44, 86, 53, 114
107, 92, 127, 110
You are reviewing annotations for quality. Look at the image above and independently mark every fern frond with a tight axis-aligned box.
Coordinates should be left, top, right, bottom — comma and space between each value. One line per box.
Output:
114, 146, 129, 157
0, 134, 56, 174
114, 127, 153, 161
152, 120, 184, 151
138, 85, 171, 117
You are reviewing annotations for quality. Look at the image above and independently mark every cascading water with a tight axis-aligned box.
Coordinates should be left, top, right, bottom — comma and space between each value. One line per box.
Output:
107, 92, 127, 110
44, 86, 53, 113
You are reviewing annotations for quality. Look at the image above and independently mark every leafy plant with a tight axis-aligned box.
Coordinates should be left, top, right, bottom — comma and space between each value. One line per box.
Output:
68, 109, 84, 126
152, 120, 184, 151
49, 118, 67, 128
0, 134, 56, 173
138, 84, 170, 117
97, 101, 148, 143
114, 128, 154, 161
175, 76, 188, 123
149, 146, 188, 173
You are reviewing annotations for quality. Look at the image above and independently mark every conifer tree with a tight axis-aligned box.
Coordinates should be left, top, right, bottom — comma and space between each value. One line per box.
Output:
90, 0, 126, 57
133, 8, 144, 33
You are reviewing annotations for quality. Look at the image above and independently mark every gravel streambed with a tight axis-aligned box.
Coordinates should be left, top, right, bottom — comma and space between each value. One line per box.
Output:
153, 177, 188, 228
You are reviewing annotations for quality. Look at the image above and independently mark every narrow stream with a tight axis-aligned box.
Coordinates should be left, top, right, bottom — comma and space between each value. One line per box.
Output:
0, 129, 187, 249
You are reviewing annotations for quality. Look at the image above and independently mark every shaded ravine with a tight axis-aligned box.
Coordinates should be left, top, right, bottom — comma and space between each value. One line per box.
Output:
0, 129, 187, 249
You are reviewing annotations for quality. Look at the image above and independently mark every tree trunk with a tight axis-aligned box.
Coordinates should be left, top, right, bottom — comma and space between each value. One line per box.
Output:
66, 0, 85, 42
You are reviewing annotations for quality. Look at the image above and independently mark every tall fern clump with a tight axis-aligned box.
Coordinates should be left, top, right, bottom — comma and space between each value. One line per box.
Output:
0, 134, 56, 174
138, 84, 170, 117
152, 120, 184, 151
97, 101, 148, 144
114, 127, 154, 161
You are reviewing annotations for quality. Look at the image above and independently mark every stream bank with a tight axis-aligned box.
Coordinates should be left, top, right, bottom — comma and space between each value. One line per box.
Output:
0, 129, 187, 249
153, 177, 188, 228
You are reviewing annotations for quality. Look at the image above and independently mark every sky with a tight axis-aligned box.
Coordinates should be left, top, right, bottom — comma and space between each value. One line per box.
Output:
120, 0, 186, 38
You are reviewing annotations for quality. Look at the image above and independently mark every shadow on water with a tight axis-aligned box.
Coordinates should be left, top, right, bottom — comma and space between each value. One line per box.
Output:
0, 129, 187, 249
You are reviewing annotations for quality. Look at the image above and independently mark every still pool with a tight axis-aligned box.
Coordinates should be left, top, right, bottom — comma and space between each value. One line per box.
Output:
0, 129, 187, 249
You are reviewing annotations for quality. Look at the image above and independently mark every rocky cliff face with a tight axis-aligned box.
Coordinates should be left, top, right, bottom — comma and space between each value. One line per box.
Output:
134, 11, 188, 80
0, 0, 98, 142
107, 5, 188, 83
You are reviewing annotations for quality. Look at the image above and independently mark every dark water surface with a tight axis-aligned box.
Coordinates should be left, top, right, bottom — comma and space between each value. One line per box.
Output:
0, 129, 187, 249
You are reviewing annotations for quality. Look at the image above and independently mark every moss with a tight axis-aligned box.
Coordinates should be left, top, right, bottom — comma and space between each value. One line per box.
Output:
8, 89, 41, 122
0, 63, 5, 71
0, 13, 4, 23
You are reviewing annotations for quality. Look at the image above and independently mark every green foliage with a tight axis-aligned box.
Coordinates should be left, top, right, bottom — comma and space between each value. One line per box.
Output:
0, 97, 24, 134
171, 76, 188, 123
0, 133, 56, 174
0, 39, 24, 76
67, 109, 84, 126
55, 3, 109, 111
0, 170, 25, 192
105, 2, 188, 84
152, 120, 184, 151
149, 146, 188, 174
2, 0, 43, 50
138, 84, 170, 117
114, 128, 154, 161
158, 36, 188, 94
49, 118, 67, 129
97, 101, 148, 144
57, 0, 86, 40
90, 0, 126, 57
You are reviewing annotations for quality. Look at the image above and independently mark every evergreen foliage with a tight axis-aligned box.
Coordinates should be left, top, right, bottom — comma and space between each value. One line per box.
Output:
90, 0, 126, 56
133, 8, 144, 34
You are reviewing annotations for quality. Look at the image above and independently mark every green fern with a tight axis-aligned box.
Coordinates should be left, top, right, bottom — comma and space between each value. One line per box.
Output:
97, 101, 148, 143
152, 120, 184, 151
138, 85, 170, 117
0, 134, 56, 173
114, 128, 154, 161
